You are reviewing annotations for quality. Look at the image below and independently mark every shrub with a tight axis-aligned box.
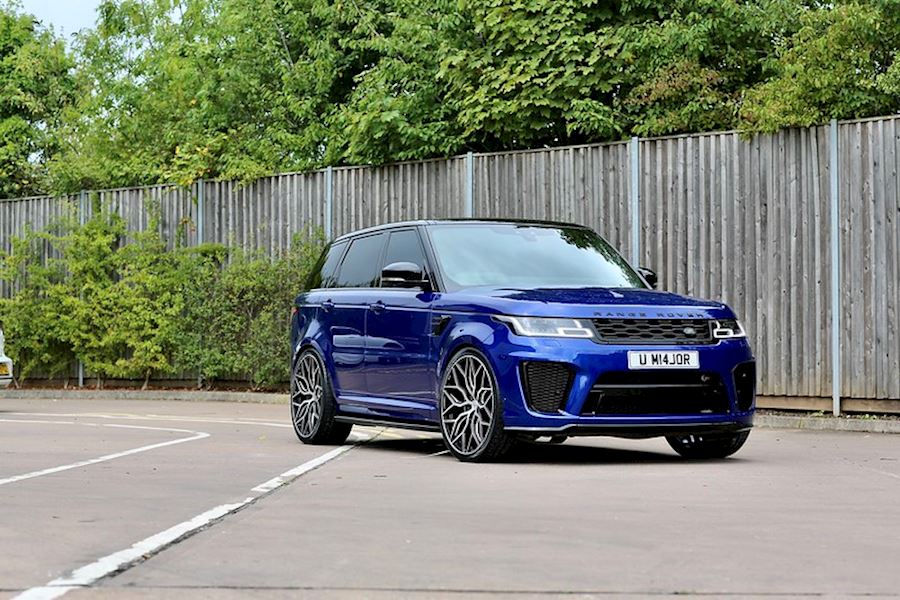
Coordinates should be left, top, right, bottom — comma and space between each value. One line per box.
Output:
0, 216, 77, 380
0, 202, 323, 390
173, 234, 323, 389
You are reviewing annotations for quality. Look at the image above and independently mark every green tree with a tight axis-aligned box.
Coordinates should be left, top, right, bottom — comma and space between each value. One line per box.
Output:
616, 0, 805, 137
37, 0, 900, 190
0, 3, 75, 197
438, 0, 626, 149
741, 1, 900, 132
48, 0, 403, 191
440, 0, 808, 147
333, 0, 466, 164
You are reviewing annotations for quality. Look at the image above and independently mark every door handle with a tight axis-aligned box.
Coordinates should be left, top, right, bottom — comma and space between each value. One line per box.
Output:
321, 299, 334, 312
369, 301, 386, 314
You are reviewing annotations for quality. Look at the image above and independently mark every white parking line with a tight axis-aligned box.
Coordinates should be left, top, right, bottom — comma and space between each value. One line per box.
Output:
13, 436, 371, 600
6, 412, 415, 439
13, 500, 249, 600
251, 443, 360, 492
0, 419, 209, 487
8, 411, 293, 429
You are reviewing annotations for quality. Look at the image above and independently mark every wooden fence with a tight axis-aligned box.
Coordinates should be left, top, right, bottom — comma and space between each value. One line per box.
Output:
1, 116, 898, 410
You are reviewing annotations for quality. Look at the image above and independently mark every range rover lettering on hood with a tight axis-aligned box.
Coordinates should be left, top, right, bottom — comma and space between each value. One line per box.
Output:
594, 311, 709, 319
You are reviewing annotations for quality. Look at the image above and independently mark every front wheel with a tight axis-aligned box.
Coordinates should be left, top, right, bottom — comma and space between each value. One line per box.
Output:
290, 348, 352, 445
439, 349, 514, 462
666, 430, 750, 459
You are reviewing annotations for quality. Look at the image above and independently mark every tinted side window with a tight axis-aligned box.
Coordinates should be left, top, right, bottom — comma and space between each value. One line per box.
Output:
335, 234, 386, 288
381, 229, 427, 272
306, 241, 346, 289
321, 241, 347, 288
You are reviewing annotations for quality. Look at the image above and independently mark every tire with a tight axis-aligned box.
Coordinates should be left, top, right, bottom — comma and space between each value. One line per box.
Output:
439, 348, 514, 462
666, 430, 750, 459
290, 348, 352, 445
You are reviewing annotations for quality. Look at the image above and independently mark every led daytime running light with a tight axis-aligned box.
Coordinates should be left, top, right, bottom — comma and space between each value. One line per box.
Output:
494, 316, 594, 339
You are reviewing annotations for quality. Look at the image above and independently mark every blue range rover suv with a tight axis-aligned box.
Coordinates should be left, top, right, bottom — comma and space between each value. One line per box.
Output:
290, 220, 755, 462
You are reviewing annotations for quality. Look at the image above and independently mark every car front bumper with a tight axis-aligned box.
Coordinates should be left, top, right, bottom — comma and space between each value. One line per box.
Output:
487, 333, 755, 435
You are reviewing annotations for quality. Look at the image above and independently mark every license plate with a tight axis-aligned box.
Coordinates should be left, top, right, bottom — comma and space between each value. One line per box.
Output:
0, 363, 8, 376
627, 351, 699, 370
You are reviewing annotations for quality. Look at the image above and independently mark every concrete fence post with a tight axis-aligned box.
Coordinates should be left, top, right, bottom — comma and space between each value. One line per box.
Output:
196, 179, 205, 389
630, 136, 641, 265
829, 119, 842, 416
325, 166, 334, 240
77, 190, 87, 388
196, 178, 205, 245
465, 152, 474, 218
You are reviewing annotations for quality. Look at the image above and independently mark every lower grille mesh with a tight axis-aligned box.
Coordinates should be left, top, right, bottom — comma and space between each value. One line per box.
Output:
582, 371, 728, 416
520, 362, 572, 413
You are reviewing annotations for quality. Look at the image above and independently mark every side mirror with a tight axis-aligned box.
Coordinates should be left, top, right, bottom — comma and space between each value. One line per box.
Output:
381, 262, 431, 290
638, 267, 658, 290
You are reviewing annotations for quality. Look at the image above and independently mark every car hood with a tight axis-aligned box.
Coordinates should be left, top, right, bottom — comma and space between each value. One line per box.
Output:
434, 287, 734, 319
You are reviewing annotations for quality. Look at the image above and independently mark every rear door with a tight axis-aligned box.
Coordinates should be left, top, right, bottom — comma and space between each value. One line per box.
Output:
364, 227, 436, 421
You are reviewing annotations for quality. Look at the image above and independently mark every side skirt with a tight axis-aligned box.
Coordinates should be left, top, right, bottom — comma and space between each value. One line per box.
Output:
334, 415, 440, 432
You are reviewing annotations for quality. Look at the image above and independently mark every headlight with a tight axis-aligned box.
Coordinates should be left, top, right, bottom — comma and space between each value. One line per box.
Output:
712, 319, 746, 339
494, 316, 595, 338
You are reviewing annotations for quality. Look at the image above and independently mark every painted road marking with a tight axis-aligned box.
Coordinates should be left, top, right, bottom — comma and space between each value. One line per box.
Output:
0, 418, 202, 435
0, 419, 209, 487
8, 412, 431, 440
13, 500, 250, 600
251, 441, 364, 492
8, 411, 294, 429
13, 436, 372, 600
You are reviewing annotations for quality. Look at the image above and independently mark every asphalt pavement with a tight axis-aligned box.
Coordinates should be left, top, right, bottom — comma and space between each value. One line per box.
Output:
1, 397, 898, 599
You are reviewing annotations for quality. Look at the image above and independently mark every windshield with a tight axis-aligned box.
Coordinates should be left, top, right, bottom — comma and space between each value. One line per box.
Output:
427, 224, 646, 291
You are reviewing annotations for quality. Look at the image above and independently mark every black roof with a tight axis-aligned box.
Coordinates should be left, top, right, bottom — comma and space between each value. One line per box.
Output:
332, 218, 589, 242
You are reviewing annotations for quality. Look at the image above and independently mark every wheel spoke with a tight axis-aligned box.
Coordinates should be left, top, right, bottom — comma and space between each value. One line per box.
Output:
443, 386, 468, 407
449, 411, 468, 442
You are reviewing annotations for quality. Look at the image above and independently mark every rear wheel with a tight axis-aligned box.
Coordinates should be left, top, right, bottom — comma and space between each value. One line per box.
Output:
439, 349, 514, 462
290, 348, 352, 445
666, 430, 749, 459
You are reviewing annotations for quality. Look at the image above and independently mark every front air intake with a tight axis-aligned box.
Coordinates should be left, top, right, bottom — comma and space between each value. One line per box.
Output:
520, 361, 572, 414
733, 361, 756, 412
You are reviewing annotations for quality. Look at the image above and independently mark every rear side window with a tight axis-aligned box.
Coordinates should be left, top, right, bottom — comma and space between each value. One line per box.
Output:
307, 241, 347, 289
381, 229, 427, 272
335, 233, 386, 288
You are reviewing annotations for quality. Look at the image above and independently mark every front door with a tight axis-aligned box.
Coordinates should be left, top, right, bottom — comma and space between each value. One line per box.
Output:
364, 228, 435, 421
